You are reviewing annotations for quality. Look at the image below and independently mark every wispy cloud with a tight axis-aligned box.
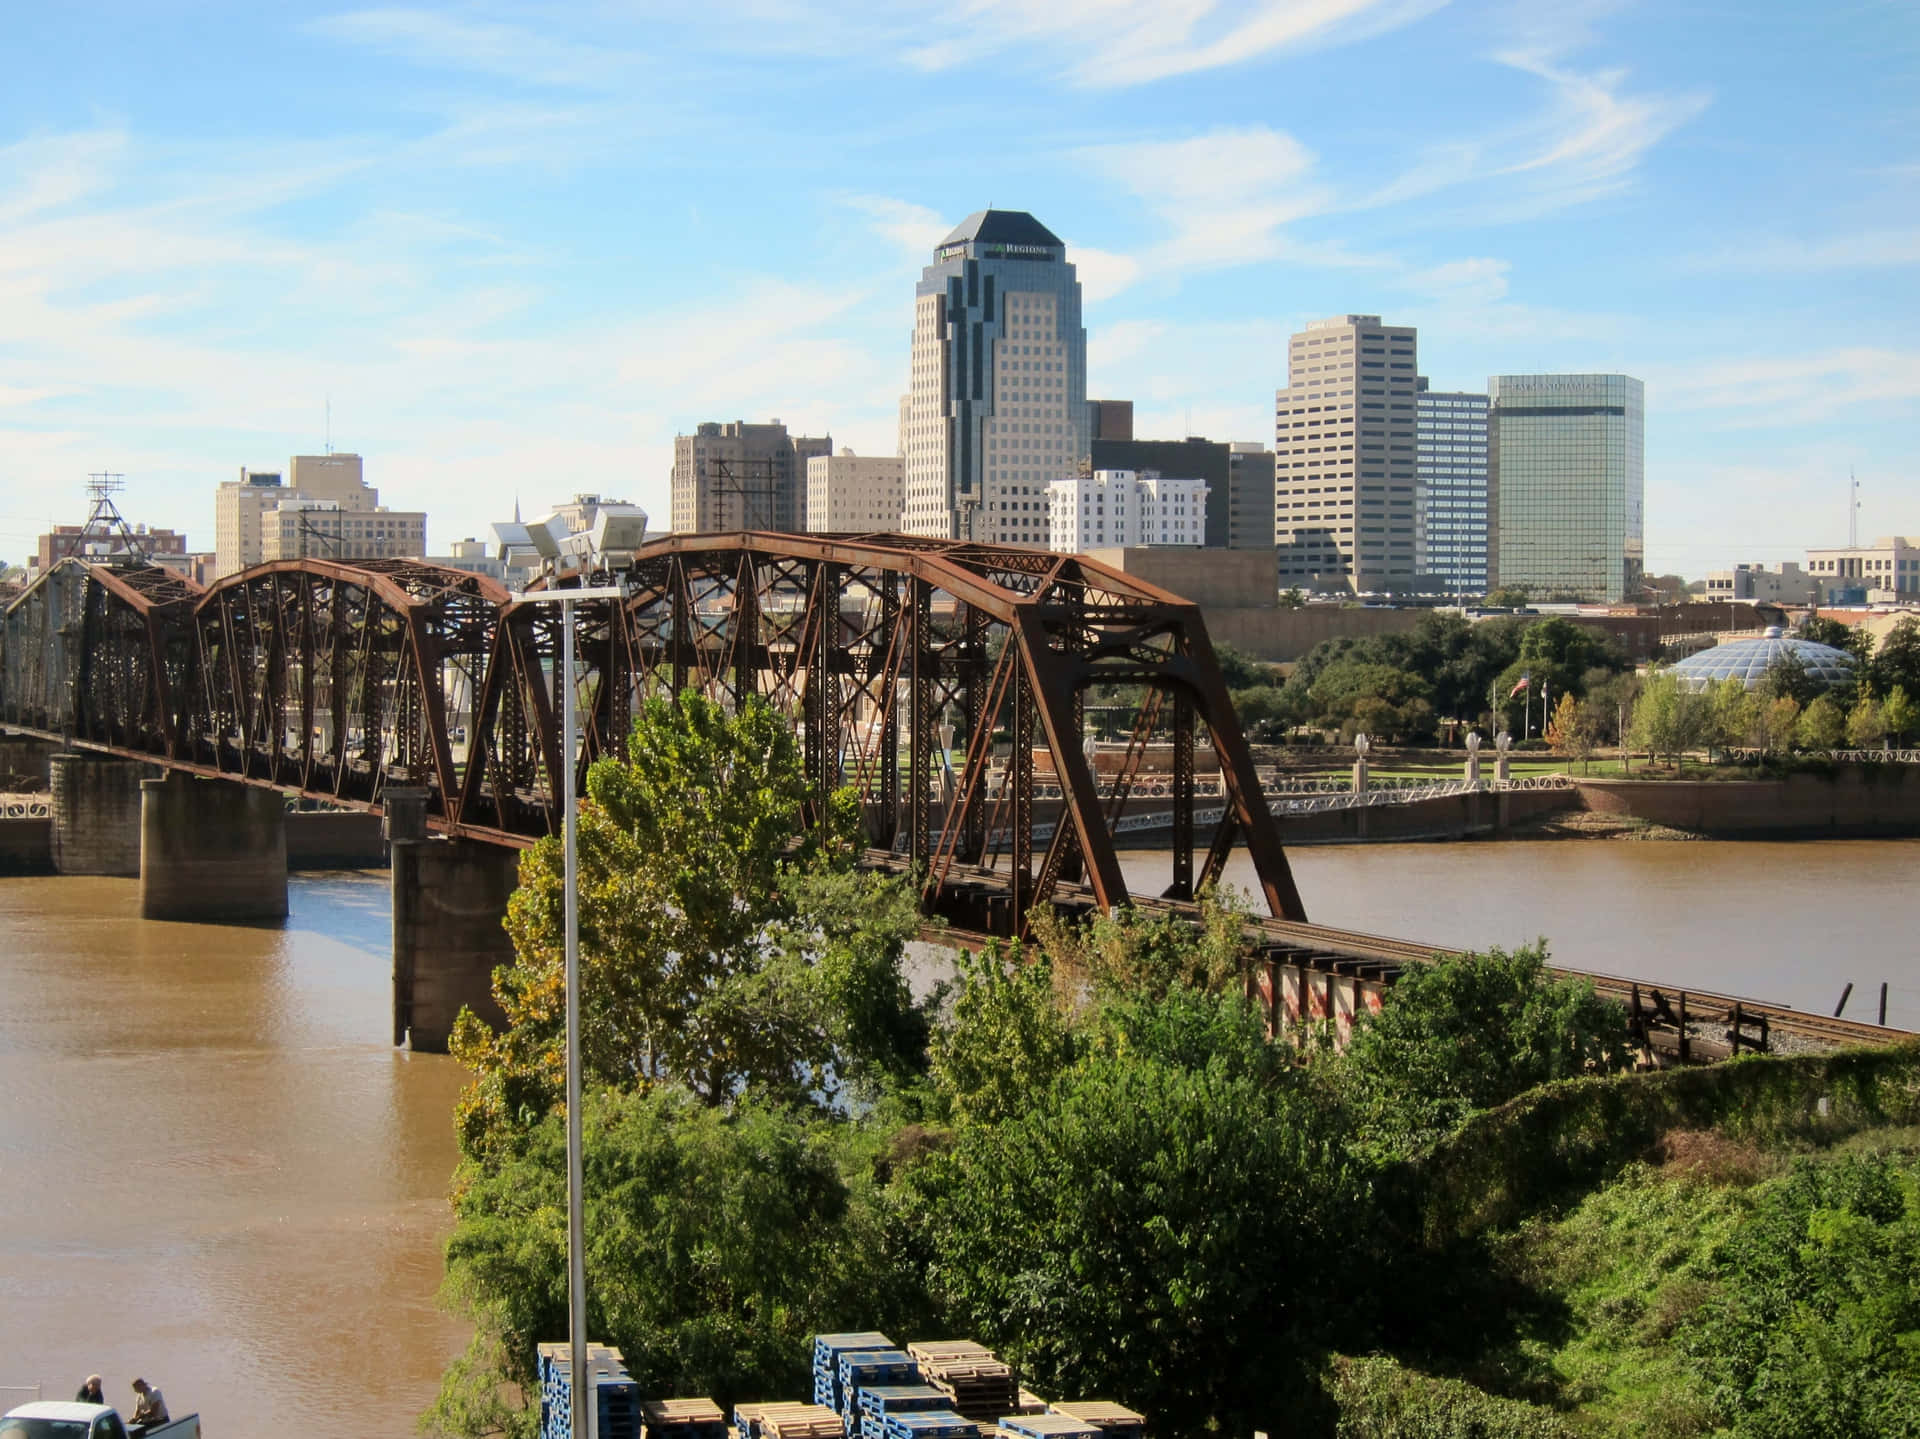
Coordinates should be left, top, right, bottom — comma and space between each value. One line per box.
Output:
1492, 51, 1709, 210
1655, 348, 1920, 425
307, 9, 642, 89
903, 0, 1446, 87
843, 194, 951, 262
1687, 228, 1920, 273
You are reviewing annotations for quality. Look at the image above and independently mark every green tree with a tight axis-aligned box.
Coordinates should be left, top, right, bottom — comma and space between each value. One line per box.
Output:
1278, 586, 1306, 610
1871, 616, 1920, 699
1796, 694, 1845, 751
1762, 696, 1801, 757
910, 989, 1361, 1437
1709, 677, 1757, 760
429, 1090, 891, 1438
1336, 944, 1633, 1160
1584, 669, 1642, 746
1884, 686, 1917, 744
1628, 671, 1709, 766
451, 691, 927, 1155
1307, 659, 1438, 742
929, 941, 1078, 1128
1846, 695, 1889, 750
1760, 650, 1823, 708
1485, 586, 1531, 609
1799, 616, 1855, 651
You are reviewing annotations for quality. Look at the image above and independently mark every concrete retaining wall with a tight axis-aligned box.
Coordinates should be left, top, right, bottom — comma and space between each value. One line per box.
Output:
1271, 785, 1579, 845
1576, 768, 1920, 837
286, 810, 388, 869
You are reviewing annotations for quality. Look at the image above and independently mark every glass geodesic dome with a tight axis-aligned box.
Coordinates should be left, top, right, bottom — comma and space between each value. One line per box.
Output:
1669, 626, 1856, 691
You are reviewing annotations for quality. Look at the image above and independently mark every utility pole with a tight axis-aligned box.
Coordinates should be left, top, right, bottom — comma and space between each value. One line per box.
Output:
1849, 468, 1859, 549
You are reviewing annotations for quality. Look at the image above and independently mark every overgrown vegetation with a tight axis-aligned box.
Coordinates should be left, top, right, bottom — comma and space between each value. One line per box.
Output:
427, 691, 1920, 1439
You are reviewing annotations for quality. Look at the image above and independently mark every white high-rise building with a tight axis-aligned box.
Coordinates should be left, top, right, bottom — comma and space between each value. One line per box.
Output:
1415, 383, 1490, 593
1046, 470, 1209, 553
1274, 315, 1419, 592
806, 450, 905, 532
902, 209, 1088, 543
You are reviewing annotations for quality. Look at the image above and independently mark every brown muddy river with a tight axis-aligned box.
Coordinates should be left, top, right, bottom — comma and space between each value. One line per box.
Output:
0, 872, 466, 1438
2, 841, 1917, 1434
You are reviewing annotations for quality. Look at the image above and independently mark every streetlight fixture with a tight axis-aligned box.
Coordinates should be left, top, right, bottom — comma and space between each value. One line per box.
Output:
509, 581, 627, 1439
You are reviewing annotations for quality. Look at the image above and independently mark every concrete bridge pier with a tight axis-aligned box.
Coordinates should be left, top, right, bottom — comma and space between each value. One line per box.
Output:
139, 773, 289, 922
50, 752, 146, 875
388, 792, 516, 1052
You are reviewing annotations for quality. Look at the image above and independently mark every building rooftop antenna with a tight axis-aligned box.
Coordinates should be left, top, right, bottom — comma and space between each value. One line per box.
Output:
80, 472, 145, 564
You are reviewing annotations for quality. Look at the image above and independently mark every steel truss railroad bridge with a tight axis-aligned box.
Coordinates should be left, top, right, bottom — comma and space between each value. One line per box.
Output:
0, 533, 1897, 1056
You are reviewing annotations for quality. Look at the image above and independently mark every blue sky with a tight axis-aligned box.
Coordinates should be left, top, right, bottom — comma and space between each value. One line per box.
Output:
1, 0, 1915, 577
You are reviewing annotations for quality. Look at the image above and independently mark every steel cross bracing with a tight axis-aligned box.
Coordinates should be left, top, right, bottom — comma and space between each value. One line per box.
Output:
0, 535, 1306, 934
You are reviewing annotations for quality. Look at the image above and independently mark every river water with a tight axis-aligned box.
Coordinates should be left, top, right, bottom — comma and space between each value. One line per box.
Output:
1120, 839, 1920, 1029
2, 842, 1917, 1435
0, 872, 467, 1438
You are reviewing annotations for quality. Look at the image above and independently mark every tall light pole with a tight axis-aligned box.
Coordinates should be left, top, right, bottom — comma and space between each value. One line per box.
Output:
509, 582, 626, 1439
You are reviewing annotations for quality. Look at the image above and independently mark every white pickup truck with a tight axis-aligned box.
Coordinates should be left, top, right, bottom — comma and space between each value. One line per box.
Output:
1, 1401, 200, 1439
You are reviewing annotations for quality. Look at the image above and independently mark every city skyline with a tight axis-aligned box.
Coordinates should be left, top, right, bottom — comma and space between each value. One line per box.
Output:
1, 2, 1915, 576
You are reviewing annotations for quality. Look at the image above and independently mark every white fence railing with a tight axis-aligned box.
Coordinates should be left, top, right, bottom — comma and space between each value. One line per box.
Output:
0, 793, 49, 818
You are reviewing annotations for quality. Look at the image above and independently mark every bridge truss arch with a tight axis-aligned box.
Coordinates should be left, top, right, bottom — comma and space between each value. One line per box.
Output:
1, 535, 1305, 932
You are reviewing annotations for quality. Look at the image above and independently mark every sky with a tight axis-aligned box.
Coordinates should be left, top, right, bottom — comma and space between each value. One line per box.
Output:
0, 0, 1915, 578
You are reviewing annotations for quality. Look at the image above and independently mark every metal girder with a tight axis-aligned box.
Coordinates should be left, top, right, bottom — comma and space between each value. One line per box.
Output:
0, 534, 1307, 929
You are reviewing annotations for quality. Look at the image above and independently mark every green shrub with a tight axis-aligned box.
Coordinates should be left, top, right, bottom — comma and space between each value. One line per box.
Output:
1323, 1356, 1579, 1438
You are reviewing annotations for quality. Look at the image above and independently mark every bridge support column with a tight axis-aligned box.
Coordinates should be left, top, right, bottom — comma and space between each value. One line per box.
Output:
50, 753, 145, 876
391, 837, 516, 1053
139, 774, 289, 921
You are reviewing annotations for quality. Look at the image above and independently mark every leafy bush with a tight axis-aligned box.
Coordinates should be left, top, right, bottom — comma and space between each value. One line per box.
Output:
1337, 944, 1633, 1162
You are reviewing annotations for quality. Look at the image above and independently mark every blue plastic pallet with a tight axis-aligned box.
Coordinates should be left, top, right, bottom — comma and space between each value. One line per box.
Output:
882, 1412, 977, 1439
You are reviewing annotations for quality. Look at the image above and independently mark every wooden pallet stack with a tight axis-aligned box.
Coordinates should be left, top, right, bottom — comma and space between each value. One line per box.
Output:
1012, 1394, 1048, 1419
1047, 1403, 1144, 1438
644, 1397, 729, 1439
735, 1402, 845, 1439
908, 1342, 1017, 1428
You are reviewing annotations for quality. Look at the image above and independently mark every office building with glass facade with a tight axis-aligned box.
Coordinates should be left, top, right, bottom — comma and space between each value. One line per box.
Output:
1488, 373, 1644, 604
902, 210, 1088, 542
1415, 383, 1489, 593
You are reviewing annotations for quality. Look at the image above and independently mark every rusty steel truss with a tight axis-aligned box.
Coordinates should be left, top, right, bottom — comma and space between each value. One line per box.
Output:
0, 536, 1305, 932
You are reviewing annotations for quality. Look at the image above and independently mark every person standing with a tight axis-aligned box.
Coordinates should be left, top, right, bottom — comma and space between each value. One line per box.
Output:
127, 1377, 169, 1430
73, 1376, 105, 1405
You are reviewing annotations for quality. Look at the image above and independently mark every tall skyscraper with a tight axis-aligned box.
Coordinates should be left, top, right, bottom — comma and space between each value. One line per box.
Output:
1274, 315, 1419, 592
902, 210, 1088, 542
671, 421, 831, 534
1488, 374, 1644, 603
1415, 382, 1490, 593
